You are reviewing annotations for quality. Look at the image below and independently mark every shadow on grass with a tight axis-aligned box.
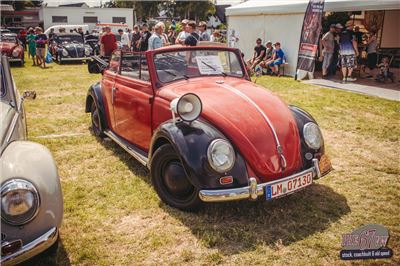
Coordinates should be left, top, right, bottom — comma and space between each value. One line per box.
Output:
93, 130, 349, 254
20, 238, 71, 266
163, 183, 349, 254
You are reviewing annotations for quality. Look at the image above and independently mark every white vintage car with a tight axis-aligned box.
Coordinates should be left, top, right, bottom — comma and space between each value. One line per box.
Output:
0, 56, 63, 265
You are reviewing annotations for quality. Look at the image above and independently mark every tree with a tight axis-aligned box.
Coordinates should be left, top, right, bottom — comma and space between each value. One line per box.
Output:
0, 0, 43, 10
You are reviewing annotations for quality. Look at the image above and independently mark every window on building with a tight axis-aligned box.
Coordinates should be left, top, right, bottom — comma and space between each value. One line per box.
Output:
83, 16, 98, 23
52, 16, 68, 23
112, 17, 126, 24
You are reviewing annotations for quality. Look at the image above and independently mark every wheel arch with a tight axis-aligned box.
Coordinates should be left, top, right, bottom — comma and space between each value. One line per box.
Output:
149, 119, 249, 190
85, 82, 107, 132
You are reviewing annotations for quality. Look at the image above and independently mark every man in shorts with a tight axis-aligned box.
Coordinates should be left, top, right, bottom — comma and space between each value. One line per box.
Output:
321, 24, 336, 78
35, 27, 48, 68
339, 21, 359, 82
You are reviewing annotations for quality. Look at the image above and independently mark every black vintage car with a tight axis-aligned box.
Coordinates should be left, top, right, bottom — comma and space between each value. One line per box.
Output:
84, 34, 100, 56
49, 33, 92, 64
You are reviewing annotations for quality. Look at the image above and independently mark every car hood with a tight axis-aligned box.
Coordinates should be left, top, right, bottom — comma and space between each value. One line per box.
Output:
157, 77, 303, 182
0, 42, 17, 53
61, 42, 85, 50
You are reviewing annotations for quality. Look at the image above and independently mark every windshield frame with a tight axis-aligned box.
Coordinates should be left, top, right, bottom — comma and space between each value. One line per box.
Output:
152, 46, 248, 86
55, 34, 84, 44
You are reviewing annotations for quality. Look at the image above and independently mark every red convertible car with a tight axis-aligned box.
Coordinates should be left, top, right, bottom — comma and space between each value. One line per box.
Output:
86, 45, 332, 211
0, 33, 24, 66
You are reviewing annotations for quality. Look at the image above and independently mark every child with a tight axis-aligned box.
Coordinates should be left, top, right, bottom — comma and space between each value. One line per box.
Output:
375, 57, 394, 83
26, 28, 37, 66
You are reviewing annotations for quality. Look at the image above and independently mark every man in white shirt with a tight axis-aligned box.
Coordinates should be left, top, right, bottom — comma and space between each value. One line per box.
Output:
148, 22, 165, 50
118, 29, 130, 51
175, 19, 189, 44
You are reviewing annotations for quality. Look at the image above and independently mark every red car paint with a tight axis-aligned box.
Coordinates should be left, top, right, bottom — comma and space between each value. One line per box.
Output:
0, 39, 24, 61
101, 46, 303, 183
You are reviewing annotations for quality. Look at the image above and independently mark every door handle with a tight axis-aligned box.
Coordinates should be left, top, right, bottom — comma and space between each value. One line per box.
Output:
111, 87, 116, 104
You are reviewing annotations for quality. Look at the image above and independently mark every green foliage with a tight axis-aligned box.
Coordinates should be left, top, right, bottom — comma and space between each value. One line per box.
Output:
1, 0, 42, 10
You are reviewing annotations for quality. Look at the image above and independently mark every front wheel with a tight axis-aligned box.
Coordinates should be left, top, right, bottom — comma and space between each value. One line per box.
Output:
90, 100, 104, 138
56, 54, 63, 64
151, 144, 202, 211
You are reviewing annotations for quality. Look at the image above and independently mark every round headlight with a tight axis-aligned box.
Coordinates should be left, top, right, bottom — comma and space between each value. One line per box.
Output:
303, 122, 323, 150
12, 49, 20, 57
84, 47, 91, 56
62, 49, 68, 56
207, 139, 235, 173
170, 93, 202, 122
1, 179, 40, 225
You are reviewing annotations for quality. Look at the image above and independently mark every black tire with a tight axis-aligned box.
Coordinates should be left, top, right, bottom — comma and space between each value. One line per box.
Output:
90, 100, 105, 138
56, 54, 63, 64
151, 144, 202, 211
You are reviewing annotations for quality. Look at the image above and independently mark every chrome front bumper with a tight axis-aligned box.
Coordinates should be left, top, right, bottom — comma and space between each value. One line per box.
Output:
1, 227, 58, 266
60, 57, 90, 61
8, 58, 23, 62
199, 159, 321, 202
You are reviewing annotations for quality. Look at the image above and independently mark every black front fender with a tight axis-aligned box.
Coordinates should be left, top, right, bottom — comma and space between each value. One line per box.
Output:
289, 105, 325, 169
85, 82, 107, 131
149, 119, 248, 190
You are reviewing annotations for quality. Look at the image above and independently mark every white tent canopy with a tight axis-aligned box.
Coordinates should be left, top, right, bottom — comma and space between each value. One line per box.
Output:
226, 0, 400, 16
226, 0, 400, 77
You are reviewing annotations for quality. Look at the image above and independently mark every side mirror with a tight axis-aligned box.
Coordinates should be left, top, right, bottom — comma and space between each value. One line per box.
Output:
22, 91, 36, 100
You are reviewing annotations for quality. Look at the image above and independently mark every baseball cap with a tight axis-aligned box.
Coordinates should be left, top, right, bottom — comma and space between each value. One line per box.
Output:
335, 23, 343, 29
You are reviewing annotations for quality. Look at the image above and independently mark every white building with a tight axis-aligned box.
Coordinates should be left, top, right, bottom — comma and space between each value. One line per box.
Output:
40, 6, 134, 32
226, 0, 400, 77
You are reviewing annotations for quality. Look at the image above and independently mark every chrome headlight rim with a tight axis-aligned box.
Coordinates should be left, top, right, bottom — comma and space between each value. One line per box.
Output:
303, 122, 323, 150
207, 139, 236, 174
61, 48, 68, 56
84, 47, 91, 56
1, 179, 40, 226
12, 49, 20, 57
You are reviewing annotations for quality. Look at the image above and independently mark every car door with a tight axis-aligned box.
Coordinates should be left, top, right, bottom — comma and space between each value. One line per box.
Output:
113, 52, 153, 151
101, 50, 121, 131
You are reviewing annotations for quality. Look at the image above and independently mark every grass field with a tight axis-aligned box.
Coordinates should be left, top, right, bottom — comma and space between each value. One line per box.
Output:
11, 57, 399, 266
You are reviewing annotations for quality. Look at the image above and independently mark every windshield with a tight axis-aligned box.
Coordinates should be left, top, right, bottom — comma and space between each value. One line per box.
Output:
154, 49, 244, 83
56, 35, 83, 44
0, 36, 16, 43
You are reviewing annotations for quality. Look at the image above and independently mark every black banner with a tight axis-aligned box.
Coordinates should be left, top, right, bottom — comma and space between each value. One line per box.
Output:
295, 0, 325, 75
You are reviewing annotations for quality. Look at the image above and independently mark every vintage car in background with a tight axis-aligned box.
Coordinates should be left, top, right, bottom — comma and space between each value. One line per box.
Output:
0, 33, 24, 66
49, 32, 92, 63
0, 56, 63, 265
84, 34, 100, 56
85, 46, 332, 211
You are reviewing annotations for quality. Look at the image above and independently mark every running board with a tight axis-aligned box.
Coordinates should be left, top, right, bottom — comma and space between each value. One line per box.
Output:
104, 130, 148, 166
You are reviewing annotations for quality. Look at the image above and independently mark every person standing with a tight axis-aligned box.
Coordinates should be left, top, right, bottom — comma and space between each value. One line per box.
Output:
26, 28, 37, 65
101, 26, 117, 57
175, 19, 189, 44
210, 30, 222, 43
167, 26, 176, 45
18, 28, 27, 49
321, 24, 336, 78
328, 23, 342, 76
131, 25, 141, 51
34, 27, 47, 68
148, 22, 164, 50
339, 21, 359, 82
198, 21, 210, 41
364, 30, 377, 78
118, 29, 130, 51
184, 21, 200, 46
139, 24, 151, 51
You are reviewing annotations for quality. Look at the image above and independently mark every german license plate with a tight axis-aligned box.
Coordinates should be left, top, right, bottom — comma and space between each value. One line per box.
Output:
265, 171, 313, 200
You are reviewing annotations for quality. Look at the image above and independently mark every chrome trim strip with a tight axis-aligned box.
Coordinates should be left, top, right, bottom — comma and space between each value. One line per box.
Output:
8, 58, 23, 62
5, 112, 20, 143
104, 130, 148, 166
218, 83, 287, 169
1, 227, 58, 266
199, 161, 320, 202
60, 57, 90, 61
